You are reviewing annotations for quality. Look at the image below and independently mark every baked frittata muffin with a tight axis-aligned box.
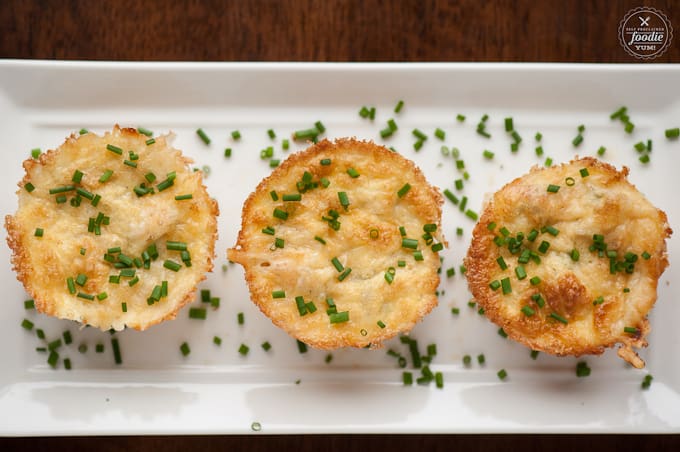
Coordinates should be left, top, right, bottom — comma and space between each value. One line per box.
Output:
5, 126, 218, 331
228, 138, 444, 349
464, 157, 671, 368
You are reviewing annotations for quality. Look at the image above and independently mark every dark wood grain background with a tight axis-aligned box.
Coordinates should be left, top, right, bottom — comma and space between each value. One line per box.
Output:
1, 0, 679, 450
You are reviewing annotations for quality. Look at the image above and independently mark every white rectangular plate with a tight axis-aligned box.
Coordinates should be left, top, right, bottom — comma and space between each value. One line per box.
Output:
0, 61, 679, 435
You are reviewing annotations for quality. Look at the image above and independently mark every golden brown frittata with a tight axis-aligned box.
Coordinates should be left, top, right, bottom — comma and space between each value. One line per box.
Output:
228, 138, 444, 349
465, 157, 671, 368
6, 126, 218, 331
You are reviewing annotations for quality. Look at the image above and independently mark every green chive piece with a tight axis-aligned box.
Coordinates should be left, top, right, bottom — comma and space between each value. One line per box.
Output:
641, 374, 653, 389
338, 191, 350, 209
665, 128, 680, 139
337, 268, 352, 281
347, 168, 360, 178
597, 146, 606, 156
550, 312, 568, 324
106, 144, 123, 155
196, 128, 211, 145
397, 183, 411, 198
521, 305, 535, 317
166, 240, 188, 251
163, 260, 182, 272
570, 249, 580, 261
21, 318, 34, 330
515, 266, 527, 280
329, 311, 349, 324
401, 238, 419, 249
483, 149, 494, 159
24, 299, 35, 310
497, 369, 508, 380
489, 280, 501, 291
175, 194, 193, 201
624, 326, 640, 335
189, 307, 207, 320
529, 276, 541, 285
394, 100, 404, 113
137, 127, 153, 137
180, 342, 190, 356
331, 257, 344, 272
576, 361, 591, 377
297, 340, 308, 353
34, 228, 44, 237
314, 236, 326, 245
273, 208, 288, 220
538, 240, 551, 254
231, 130, 241, 140
111, 337, 122, 364
77, 292, 95, 301
465, 210, 478, 221
501, 277, 512, 294
547, 184, 560, 193
496, 256, 508, 270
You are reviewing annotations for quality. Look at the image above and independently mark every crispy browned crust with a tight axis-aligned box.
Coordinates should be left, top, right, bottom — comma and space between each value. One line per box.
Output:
228, 138, 444, 349
5, 125, 219, 331
464, 157, 671, 368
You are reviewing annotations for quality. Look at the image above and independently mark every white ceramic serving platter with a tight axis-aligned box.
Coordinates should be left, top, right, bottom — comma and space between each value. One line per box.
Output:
0, 61, 679, 436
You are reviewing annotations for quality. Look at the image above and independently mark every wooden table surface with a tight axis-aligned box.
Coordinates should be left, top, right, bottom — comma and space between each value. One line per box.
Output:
1, 0, 679, 450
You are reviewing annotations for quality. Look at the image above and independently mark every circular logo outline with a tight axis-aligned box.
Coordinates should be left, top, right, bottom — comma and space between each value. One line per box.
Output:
618, 7, 673, 60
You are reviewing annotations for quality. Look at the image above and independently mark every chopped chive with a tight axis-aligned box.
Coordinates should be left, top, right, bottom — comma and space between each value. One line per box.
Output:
434, 128, 446, 140
338, 191, 350, 209
347, 168, 360, 178
576, 361, 591, 377
175, 193, 193, 201
570, 249, 580, 261
320, 158, 332, 166
641, 374, 653, 389
515, 266, 527, 280
465, 210, 478, 221
397, 183, 411, 198
297, 340, 308, 353
111, 338, 122, 364
195, 128, 211, 145
273, 208, 288, 220
189, 307, 207, 320
624, 326, 640, 335
394, 100, 404, 113
497, 369, 508, 380
538, 240, 551, 254
34, 228, 44, 237
329, 311, 349, 324
21, 318, 34, 330
521, 305, 535, 317
77, 292, 95, 301
180, 342, 190, 356
665, 128, 680, 139
501, 277, 512, 294
163, 260, 182, 272
413, 250, 424, 261
331, 257, 344, 272
496, 256, 508, 270
529, 276, 541, 285
547, 184, 560, 193
550, 312, 568, 324
24, 299, 35, 310
443, 189, 459, 205
401, 238, 419, 249
314, 236, 326, 245
166, 240, 188, 251
293, 128, 319, 140
489, 280, 501, 291
483, 149, 494, 159
337, 268, 352, 281
106, 144, 123, 155
49, 185, 75, 194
